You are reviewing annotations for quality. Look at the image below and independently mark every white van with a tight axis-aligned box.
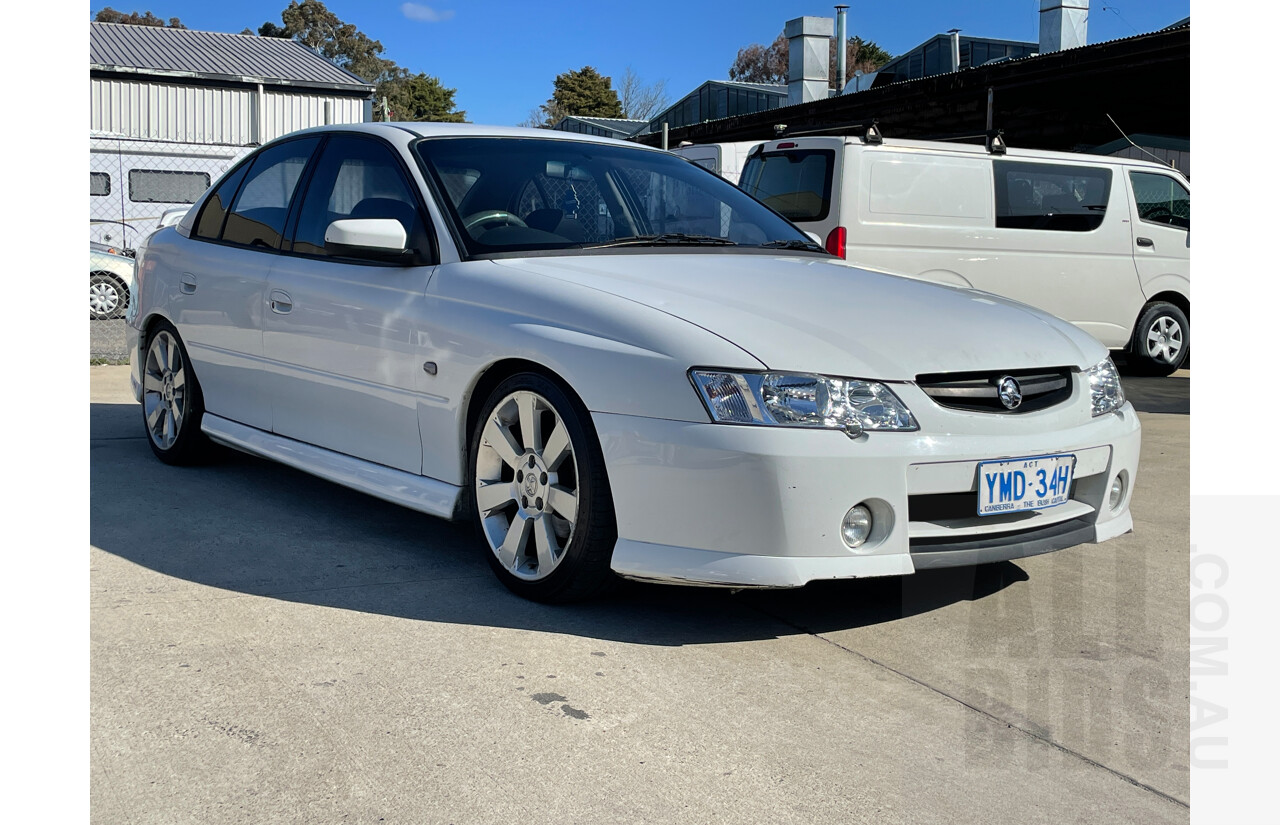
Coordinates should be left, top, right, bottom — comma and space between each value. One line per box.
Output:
673, 141, 764, 185
90, 132, 253, 251
737, 136, 1191, 374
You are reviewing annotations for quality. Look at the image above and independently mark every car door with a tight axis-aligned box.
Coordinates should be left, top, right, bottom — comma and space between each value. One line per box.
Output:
1127, 170, 1190, 300
262, 134, 437, 474
176, 137, 320, 431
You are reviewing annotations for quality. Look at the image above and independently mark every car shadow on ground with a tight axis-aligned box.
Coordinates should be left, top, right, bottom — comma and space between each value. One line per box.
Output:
92, 401, 1026, 646
1117, 371, 1189, 415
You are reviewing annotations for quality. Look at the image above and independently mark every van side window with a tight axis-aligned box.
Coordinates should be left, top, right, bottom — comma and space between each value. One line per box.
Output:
1130, 172, 1189, 230
90, 172, 111, 197
128, 169, 212, 204
994, 161, 1111, 232
222, 138, 320, 250
738, 149, 834, 221
193, 162, 251, 241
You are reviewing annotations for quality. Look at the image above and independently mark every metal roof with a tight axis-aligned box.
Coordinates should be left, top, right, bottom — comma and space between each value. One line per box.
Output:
90, 22, 374, 94
562, 116, 649, 136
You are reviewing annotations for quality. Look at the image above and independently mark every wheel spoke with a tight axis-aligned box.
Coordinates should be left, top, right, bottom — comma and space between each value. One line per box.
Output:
144, 373, 164, 393
518, 392, 543, 452
483, 416, 523, 470
170, 398, 184, 433
533, 516, 559, 573
146, 402, 164, 434
542, 424, 571, 471
546, 485, 577, 522
172, 367, 185, 390
476, 481, 516, 514
498, 511, 531, 570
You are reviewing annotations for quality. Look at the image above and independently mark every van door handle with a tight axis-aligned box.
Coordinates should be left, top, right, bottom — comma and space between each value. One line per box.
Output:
1136, 237, 1154, 248
180, 273, 197, 294
269, 289, 293, 314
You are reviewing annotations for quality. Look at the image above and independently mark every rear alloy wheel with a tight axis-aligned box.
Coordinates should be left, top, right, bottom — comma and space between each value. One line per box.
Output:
470, 374, 616, 602
142, 322, 211, 464
90, 273, 127, 320
1130, 302, 1189, 376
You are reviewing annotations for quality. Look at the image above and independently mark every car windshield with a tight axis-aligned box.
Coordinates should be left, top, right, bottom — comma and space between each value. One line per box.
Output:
414, 137, 821, 258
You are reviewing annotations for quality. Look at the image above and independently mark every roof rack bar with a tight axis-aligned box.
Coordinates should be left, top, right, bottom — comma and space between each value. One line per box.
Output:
775, 119, 883, 143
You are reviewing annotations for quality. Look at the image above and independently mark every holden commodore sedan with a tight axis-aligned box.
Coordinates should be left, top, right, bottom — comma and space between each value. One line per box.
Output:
126, 123, 1138, 602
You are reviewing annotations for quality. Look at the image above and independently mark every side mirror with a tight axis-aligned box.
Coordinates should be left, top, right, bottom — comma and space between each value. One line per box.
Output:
324, 218, 413, 262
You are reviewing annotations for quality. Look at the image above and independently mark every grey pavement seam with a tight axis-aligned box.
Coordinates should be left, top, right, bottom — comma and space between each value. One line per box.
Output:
752, 605, 1190, 811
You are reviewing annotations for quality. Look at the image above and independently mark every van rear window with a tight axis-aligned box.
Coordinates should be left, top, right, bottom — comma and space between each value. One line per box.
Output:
994, 161, 1111, 232
739, 149, 834, 221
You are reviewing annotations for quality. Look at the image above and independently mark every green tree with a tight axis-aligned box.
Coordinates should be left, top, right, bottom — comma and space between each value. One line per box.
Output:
549, 66, 623, 120
94, 7, 186, 28
254, 1, 465, 122
379, 73, 466, 122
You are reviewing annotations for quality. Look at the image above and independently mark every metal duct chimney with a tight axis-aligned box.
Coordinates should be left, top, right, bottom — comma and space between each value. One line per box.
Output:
786, 16, 834, 105
835, 5, 849, 93
948, 29, 961, 72
1039, 0, 1089, 53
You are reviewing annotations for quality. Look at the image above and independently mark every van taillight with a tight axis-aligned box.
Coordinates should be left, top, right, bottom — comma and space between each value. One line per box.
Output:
825, 227, 846, 257
775, 141, 797, 149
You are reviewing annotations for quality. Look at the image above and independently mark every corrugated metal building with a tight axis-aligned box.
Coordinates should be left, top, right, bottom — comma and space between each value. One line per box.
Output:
90, 22, 375, 145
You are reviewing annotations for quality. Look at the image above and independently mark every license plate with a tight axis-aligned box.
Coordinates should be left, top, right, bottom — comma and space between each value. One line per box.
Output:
976, 454, 1076, 516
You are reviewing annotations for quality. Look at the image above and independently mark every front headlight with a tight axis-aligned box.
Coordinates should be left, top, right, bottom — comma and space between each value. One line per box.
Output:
1086, 357, 1125, 416
690, 370, 917, 433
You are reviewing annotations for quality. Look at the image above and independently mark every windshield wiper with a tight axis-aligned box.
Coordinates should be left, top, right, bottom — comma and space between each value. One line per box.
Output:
580, 233, 738, 249
758, 238, 826, 252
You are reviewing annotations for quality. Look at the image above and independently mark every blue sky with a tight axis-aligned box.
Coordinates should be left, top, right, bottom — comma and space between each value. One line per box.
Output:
94, 1, 1190, 126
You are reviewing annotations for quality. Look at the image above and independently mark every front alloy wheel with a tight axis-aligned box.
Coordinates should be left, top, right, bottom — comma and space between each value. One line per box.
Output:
471, 375, 615, 601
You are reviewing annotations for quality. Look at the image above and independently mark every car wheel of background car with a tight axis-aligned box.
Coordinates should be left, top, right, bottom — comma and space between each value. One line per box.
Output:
142, 321, 211, 465
1129, 301, 1189, 376
469, 373, 617, 602
90, 272, 128, 320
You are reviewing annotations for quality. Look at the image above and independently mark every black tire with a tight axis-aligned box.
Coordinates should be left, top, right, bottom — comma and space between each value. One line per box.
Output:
142, 320, 212, 465
1128, 301, 1189, 376
90, 272, 128, 320
468, 372, 617, 603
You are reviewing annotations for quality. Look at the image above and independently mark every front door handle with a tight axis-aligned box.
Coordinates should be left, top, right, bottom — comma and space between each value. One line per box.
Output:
1136, 237, 1154, 248
269, 289, 293, 314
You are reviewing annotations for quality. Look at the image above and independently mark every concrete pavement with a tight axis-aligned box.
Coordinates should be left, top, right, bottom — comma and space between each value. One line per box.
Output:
90, 365, 1190, 824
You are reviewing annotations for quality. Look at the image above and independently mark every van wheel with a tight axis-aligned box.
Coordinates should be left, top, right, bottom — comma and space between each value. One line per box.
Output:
1129, 302, 1189, 376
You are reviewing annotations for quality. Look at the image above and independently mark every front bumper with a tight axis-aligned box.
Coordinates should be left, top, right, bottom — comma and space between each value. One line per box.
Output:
593, 401, 1140, 587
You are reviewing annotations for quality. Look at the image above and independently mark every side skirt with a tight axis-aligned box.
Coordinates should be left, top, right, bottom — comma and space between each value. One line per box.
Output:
201, 414, 463, 521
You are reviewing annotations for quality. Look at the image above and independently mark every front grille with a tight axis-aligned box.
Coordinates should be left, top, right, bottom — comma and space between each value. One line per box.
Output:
915, 367, 1072, 414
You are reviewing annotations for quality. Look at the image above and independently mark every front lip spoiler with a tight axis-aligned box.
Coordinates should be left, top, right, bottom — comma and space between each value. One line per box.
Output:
909, 517, 1096, 570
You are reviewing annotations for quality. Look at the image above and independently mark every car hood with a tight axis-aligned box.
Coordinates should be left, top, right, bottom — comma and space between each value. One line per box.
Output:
492, 253, 1107, 380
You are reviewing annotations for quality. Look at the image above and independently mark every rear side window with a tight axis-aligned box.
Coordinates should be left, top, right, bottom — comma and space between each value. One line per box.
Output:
90, 172, 111, 196
994, 161, 1111, 232
292, 136, 429, 259
739, 149, 834, 221
194, 162, 250, 241
128, 169, 211, 204
1130, 172, 1189, 230
222, 138, 320, 249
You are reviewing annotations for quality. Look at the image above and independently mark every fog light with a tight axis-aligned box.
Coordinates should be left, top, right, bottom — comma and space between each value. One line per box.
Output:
841, 504, 873, 548
1109, 475, 1125, 511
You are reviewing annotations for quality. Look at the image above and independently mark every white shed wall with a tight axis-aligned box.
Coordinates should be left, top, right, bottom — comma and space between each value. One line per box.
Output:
90, 77, 369, 145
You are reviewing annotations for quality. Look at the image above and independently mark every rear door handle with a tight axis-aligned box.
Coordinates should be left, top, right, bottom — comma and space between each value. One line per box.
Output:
180, 273, 197, 294
269, 289, 293, 314
1136, 237, 1154, 248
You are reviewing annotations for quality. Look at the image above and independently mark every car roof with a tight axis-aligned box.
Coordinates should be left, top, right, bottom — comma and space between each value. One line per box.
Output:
277, 121, 671, 155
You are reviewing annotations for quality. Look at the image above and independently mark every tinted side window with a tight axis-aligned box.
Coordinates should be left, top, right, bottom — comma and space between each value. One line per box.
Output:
90, 172, 111, 196
994, 160, 1112, 232
292, 137, 428, 258
738, 149, 834, 221
194, 162, 250, 241
1130, 172, 1189, 230
223, 138, 320, 249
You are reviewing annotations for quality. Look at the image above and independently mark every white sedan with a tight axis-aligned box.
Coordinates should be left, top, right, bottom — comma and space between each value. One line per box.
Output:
127, 123, 1139, 602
